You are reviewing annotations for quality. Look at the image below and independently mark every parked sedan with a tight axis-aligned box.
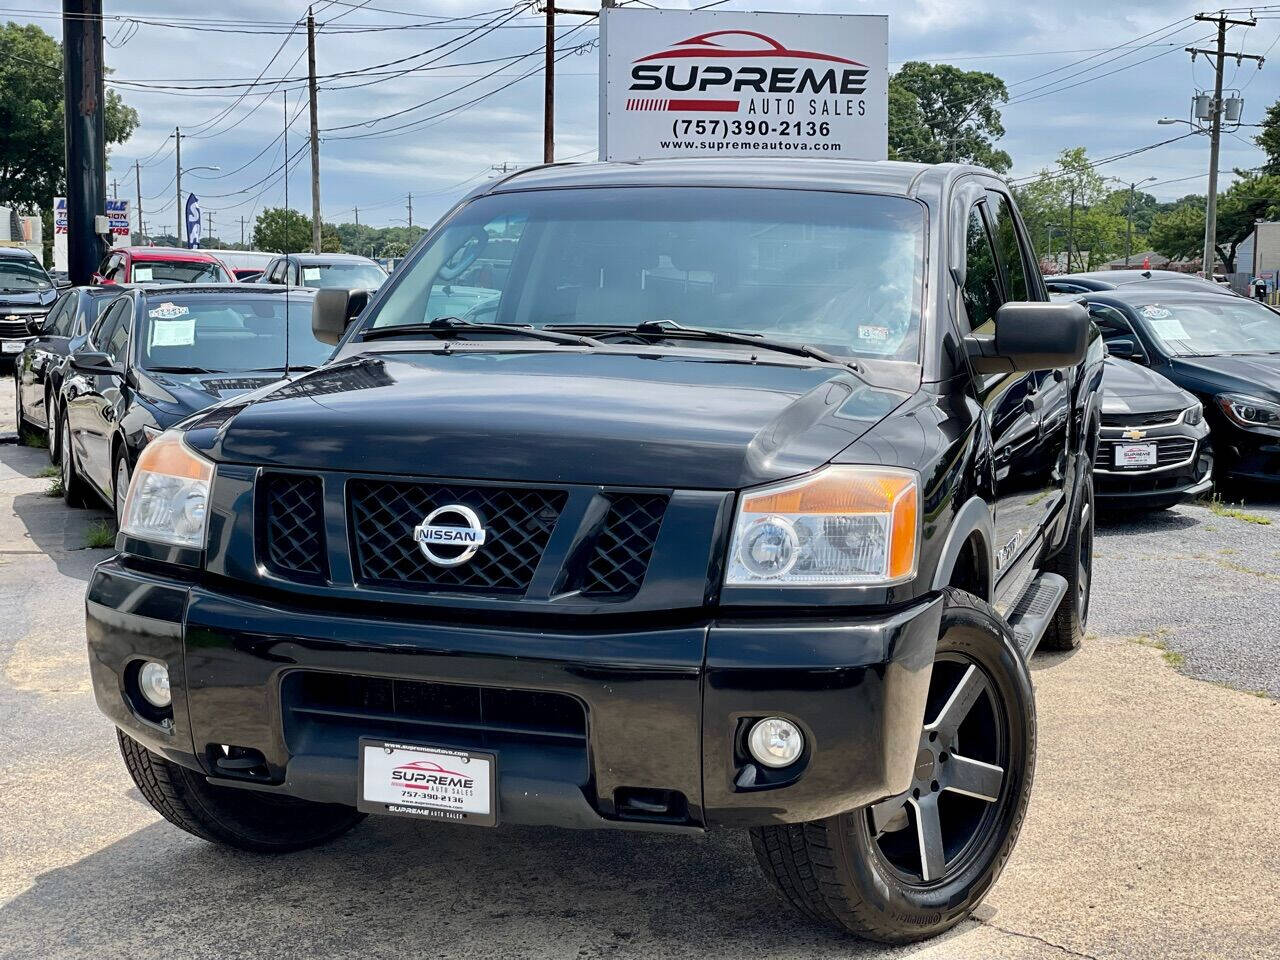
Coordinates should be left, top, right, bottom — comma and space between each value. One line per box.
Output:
258, 252, 387, 290
1084, 290, 1280, 485
1047, 269, 1236, 297
92, 246, 235, 285
12, 286, 121, 460
58, 285, 334, 520
1095, 356, 1212, 509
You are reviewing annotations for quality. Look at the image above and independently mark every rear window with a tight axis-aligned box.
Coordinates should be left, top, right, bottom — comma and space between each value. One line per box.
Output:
137, 294, 333, 373
132, 260, 228, 284
299, 261, 387, 290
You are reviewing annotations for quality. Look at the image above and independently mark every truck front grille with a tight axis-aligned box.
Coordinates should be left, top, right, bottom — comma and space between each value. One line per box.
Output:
348, 479, 566, 594
580, 494, 668, 599
261, 474, 327, 579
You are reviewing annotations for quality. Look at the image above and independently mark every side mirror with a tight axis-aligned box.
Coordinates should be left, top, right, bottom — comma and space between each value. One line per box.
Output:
1105, 338, 1144, 363
71, 350, 122, 377
24, 317, 46, 337
312, 288, 371, 345
965, 301, 1089, 374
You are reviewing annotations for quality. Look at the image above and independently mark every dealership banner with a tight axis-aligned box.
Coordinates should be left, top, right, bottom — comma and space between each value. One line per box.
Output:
599, 8, 888, 162
53, 197, 130, 272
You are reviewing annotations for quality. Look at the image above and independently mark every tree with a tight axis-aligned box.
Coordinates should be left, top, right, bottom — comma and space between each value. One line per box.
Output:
888, 62, 1011, 172
1015, 147, 1128, 270
321, 222, 341, 253
252, 207, 313, 252
1149, 171, 1280, 272
1256, 98, 1280, 175
0, 23, 139, 212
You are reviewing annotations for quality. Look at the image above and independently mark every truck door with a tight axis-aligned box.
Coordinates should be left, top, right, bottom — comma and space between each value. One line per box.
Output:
957, 198, 1042, 599
985, 189, 1066, 528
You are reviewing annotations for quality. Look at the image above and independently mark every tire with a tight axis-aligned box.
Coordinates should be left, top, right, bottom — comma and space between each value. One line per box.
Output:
45, 387, 58, 464
1040, 469, 1094, 651
58, 412, 91, 508
13, 373, 34, 442
751, 588, 1036, 944
112, 445, 131, 525
117, 730, 365, 853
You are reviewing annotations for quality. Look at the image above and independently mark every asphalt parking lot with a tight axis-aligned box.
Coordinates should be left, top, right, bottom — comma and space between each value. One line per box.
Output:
1, 375, 1277, 960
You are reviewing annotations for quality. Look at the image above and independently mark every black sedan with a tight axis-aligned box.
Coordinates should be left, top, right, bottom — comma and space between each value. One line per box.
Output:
1047, 270, 1236, 297
1084, 289, 1280, 486
58, 285, 334, 520
12, 286, 122, 461
1095, 356, 1212, 509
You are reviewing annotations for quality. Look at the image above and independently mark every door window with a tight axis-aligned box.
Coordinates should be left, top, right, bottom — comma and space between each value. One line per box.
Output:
985, 191, 1033, 303
104, 302, 131, 366
44, 293, 74, 336
962, 204, 1001, 332
1087, 302, 1134, 340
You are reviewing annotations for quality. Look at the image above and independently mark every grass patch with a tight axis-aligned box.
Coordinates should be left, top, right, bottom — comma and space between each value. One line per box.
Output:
1128, 628, 1185, 668
1204, 495, 1272, 525
19, 431, 48, 450
44, 476, 64, 498
1215, 558, 1280, 583
36, 466, 58, 478
84, 519, 116, 549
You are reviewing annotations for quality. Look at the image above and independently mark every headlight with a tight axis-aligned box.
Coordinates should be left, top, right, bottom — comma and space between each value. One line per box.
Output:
726, 466, 919, 587
1183, 401, 1204, 426
118, 431, 213, 549
1215, 393, 1280, 432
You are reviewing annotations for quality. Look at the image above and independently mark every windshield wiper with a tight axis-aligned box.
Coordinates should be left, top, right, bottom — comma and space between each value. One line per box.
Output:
548, 319, 860, 371
148, 365, 225, 374
360, 317, 603, 348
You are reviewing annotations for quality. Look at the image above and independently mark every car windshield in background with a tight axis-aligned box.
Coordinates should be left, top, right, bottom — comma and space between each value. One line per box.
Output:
132, 260, 226, 284
300, 262, 387, 290
367, 187, 927, 363
137, 294, 333, 372
0, 258, 52, 290
1132, 299, 1280, 356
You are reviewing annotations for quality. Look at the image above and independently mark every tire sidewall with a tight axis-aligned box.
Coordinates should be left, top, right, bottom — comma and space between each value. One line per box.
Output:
833, 595, 1036, 934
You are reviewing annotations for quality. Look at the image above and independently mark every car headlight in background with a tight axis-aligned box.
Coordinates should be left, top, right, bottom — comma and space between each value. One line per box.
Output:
119, 431, 213, 549
1182, 400, 1204, 426
726, 465, 919, 586
1215, 393, 1280, 433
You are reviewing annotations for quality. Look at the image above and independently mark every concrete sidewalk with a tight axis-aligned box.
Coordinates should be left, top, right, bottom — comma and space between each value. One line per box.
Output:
0, 378, 1277, 960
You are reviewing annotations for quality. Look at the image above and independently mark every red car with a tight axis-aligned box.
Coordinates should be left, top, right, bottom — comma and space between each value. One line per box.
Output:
92, 247, 234, 285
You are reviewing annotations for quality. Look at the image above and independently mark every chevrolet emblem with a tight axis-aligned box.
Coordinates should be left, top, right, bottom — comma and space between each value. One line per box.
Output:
1122, 428, 1146, 441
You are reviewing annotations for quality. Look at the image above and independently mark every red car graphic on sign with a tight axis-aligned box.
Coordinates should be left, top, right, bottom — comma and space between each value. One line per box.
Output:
634, 30, 863, 66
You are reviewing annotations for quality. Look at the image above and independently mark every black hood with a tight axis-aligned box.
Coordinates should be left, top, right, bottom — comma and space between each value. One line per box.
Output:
1168, 353, 1280, 403
138, 370, 285, 428
0, 287, 57, 311
1100, 357, 1194, 414
186, 351, 909, 489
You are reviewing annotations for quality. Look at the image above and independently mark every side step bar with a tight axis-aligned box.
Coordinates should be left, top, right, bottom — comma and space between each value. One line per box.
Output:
1006, 572, 1068, 657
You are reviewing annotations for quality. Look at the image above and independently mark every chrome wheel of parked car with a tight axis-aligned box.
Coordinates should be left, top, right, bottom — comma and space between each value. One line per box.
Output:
114, 453, 130, 525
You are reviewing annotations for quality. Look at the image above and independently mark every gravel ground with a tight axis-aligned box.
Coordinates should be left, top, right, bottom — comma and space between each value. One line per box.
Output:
1093, 495, 1280, 699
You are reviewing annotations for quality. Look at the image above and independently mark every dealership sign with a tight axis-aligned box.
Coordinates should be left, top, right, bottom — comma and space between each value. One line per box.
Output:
52, 197, 131, 272
599, 8, 887, 162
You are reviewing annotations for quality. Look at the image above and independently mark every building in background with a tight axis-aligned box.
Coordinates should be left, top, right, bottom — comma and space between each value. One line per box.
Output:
0, 206, 44, 260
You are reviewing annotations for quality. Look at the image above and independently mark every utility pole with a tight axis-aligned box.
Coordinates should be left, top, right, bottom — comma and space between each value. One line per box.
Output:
110, 178, 118, 199
239, 215, 246, 246
62, 0, 107, 285
1066, 184, 1077, 273
205, 210, 213, 245
540, 3, 601, 163
407, 193, 413, 228
134, 159, 143, 243
1188, 12, 1264, 277
174, 125, 182, 241
353, 205, 359, 227
307, 6, 322, 253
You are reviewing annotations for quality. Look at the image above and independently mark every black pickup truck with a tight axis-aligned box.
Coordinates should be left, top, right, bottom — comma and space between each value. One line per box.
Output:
87, 159, 1101, 944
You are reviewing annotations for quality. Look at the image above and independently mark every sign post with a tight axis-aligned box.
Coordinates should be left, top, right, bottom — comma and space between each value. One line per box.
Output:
599, 8, 888, 162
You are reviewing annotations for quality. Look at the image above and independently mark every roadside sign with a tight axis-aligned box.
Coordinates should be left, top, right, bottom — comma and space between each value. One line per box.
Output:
53, 197, 131, 272
599, 8, 888, 162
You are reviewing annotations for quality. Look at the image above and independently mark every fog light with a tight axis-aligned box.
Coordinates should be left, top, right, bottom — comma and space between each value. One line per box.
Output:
748, 717, 804, 768
137, 661, 171, 708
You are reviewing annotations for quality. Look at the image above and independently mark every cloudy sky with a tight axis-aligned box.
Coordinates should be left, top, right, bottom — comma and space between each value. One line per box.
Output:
9, 0, 1278, 233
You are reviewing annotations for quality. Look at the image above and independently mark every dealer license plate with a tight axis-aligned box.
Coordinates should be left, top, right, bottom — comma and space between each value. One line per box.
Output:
358, 739, 496, 826
1, 341, 23, 354
1115, 442, 1158, 468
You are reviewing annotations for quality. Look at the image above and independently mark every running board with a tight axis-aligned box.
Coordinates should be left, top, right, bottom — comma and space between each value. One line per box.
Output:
1006, 572, 1068, 657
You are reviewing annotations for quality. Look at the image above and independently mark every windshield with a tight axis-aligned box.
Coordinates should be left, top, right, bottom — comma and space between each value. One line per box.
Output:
137, 295, 333, 372
216, 252, 273, 271
366, 187, 926, 362
300, 262, 387, 290
0, 257, 52, 291
1132, 299, 1280, 356
132, 259, 230, 284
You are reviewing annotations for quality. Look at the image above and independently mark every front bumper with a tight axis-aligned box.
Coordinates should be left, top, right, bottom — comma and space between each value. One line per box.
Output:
1094, 416, 1213, 507
86, 558, 942, 832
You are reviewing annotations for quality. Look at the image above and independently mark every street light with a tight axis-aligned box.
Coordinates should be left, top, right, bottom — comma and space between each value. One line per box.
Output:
1109, 175, 1158, 266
